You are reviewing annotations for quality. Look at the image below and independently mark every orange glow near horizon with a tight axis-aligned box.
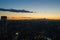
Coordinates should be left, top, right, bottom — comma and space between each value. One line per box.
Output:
0, 16, 60, 20
0, 11, 60, 20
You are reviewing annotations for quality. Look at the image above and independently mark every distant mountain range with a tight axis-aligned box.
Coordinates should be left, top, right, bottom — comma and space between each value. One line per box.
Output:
0, 16, 60, 20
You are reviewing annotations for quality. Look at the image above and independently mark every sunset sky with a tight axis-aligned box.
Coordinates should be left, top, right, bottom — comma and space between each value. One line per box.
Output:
0, 0, 60, 20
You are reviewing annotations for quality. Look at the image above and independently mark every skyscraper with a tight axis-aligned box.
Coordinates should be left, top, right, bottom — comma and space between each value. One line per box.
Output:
1, 16, 7, 33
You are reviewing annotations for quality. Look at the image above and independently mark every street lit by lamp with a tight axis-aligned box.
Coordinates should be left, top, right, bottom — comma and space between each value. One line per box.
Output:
16, 32, 19, 36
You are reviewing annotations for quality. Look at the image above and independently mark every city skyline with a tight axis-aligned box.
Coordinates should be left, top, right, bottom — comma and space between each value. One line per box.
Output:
0, 0, 60, 20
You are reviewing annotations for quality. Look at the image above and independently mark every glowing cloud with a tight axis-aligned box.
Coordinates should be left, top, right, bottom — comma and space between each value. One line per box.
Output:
0, 8, 33, 13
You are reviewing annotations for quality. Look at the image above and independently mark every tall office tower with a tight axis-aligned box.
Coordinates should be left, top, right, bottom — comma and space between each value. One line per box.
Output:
1, 16, 7, 33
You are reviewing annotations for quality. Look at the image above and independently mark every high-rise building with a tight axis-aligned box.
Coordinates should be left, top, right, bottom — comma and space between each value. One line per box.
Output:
1, 16, 7, 33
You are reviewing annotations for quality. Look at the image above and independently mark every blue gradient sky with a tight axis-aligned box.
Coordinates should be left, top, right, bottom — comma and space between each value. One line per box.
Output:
0, 0, 60, 19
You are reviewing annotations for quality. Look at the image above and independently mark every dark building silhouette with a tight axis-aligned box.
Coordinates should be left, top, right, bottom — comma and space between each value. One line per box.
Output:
1, 16, 7, 33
